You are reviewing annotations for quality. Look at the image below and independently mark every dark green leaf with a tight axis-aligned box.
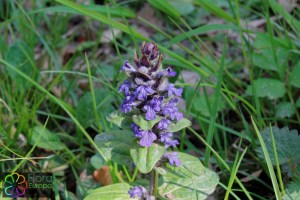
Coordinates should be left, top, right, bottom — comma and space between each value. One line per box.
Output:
94, 130, 138, 166
168, 118, 191, 132
5, 41, 38, 90
252, 34, 289, 72
132, 114, 161, 131
157, 153, 219, 200
130, 144, 165, 173
30, 126, 64, 151
275, 102, 295, 118
246, 78, 286, 99
256, 126, 300, 165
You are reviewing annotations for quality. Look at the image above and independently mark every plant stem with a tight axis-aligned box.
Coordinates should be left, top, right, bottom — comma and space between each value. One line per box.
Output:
149, 169, 158, 199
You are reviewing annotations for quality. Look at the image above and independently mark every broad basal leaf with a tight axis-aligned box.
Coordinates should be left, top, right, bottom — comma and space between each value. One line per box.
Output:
246, 78, 286, 99
132, 114, 161, 131
283, 180, 300, 200
157, 152, 219, 200
256, 126, 300, 165
94, 130, 138, 166
30, 126, 64, 151
168, 118, 191, 132
252, 33, 289, 72
130, 144, 165, 174
84, 183, 137, 200
106, 111, 131, 129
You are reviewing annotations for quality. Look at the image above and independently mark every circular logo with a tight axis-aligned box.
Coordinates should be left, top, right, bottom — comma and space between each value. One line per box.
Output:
3, 172, 28, 198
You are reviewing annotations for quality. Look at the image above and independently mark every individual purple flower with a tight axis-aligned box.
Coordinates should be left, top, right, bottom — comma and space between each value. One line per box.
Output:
157, 118, 170, 130
166, 84, 183, 97
121, 61, 137, 73
162, 98, 183, 121
158, 68, 176, 77
131, 123, 144, 138
118, 80, 131, 95
160, 132, 179, 148
135, 85, 155, 101
139, 130, 157, 147
121, 94, 135, 113
143, 97, 163, 120
164, 152, 181, 166
128, 186, 143, 198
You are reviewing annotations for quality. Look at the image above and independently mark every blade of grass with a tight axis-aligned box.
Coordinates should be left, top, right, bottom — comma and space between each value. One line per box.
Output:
0, 59, 108, 163
204, 37, 227, 166
225, 145, 248, 200
251, 117, 282, 200
85, 54, 103, 133
194, 0, 236, 23
270, 125, 285, 195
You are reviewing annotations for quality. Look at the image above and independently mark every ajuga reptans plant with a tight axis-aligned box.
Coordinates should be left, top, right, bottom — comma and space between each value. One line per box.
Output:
89, 42, 219, 200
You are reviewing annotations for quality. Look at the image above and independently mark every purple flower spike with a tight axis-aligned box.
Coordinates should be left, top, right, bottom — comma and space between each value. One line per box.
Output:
164, 152, 181, 166
143, 97, 163, 120
135, 85, 155, 101
157, 118, 170, 130
128, 186, 143, 198
139, 130, 157, 147
121, 61, 137, 73
160, 132, 179, 148
166, 84, 183, 97
118, 80, 131, 95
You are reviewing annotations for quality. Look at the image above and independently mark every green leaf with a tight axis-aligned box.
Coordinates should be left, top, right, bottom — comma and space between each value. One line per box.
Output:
33, 5, 135, 18
5, 41, 38, 90
94, 130, 138, 166
168, 118, 191, 132
148, 0, 180, 19
283, 180, 300, 200
157, 152, 219, 200
167, 0, 195, 15
30, 126, 64, 151
84, 183, 136, 200
106, 111, 131, 129
290, 62, 300, 88
275, 102, 295, 118
76, 89, 114, 128
256, 126, 300, 165
252, 33, 289, 72
132, 115, 161, 131
130, 144, 165, 174
246, 78, 286, 100
90, 153, 106, 169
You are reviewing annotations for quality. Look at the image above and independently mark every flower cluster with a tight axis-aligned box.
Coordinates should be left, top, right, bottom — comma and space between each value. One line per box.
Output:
118, 42, 183, 167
